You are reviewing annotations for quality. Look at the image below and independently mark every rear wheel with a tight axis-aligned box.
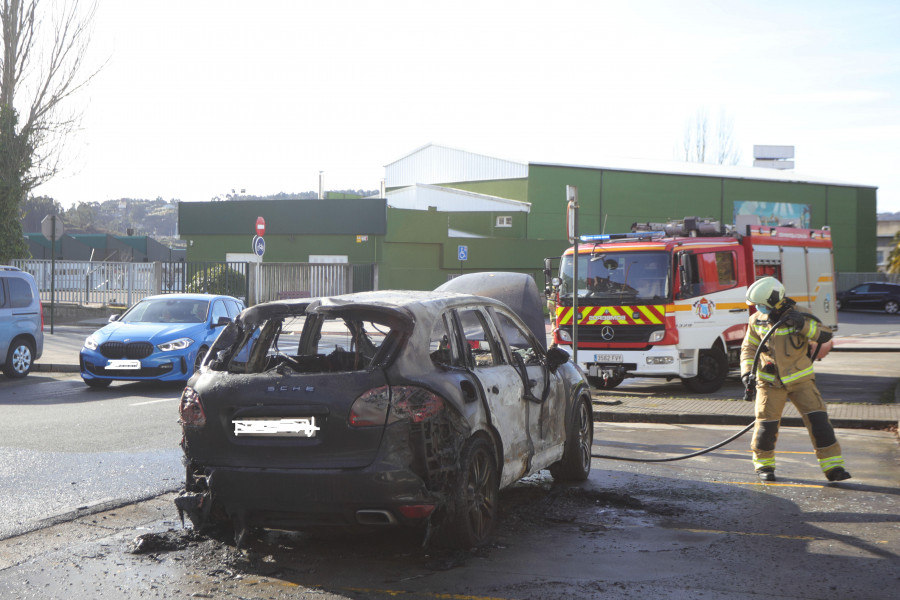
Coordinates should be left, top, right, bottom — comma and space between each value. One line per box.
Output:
440, 436, 499, 548
3, 338, 35, 378
885, 300, 899, 315
550, 396, 593, 481
682, 349, 728, 394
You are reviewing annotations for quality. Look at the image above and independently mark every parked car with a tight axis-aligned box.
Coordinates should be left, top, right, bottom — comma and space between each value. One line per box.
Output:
836, 282, 900, 314
80, 293, 244, 388
0, 266, 43, 378
176, 273, 593, 548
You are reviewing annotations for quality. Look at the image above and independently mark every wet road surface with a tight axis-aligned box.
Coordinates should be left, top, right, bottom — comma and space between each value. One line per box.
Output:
1, 423, 897, 600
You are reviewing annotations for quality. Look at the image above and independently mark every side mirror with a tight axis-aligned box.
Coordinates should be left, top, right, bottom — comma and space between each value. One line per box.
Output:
108, 314, 120, 322
215, 316, 232, 327
546, 346, 570, 372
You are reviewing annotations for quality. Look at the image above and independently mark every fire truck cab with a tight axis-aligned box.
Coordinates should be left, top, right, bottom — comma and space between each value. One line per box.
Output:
545, 217, 837, 393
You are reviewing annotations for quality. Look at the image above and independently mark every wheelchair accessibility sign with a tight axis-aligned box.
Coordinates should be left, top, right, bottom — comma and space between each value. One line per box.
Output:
458, 245, 468, 261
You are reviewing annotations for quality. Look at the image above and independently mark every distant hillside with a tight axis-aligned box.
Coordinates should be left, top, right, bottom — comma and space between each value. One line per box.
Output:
20, 191, 379, 244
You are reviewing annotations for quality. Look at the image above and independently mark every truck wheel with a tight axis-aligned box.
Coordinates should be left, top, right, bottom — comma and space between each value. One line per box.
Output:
885, 300, 899, 315
587, 375, 624, 390
682, 349, 727, 394
550, 396, 593, 481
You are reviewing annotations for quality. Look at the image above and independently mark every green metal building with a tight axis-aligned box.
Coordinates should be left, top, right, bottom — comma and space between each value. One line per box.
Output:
179, 144, 877, 291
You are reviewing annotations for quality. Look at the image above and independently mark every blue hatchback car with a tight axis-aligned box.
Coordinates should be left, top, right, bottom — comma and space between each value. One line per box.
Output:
80, 293, 244, 388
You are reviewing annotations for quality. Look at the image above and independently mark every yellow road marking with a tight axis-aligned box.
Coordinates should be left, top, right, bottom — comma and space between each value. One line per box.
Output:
672, 527, 820, 541
718, 480, 825, 488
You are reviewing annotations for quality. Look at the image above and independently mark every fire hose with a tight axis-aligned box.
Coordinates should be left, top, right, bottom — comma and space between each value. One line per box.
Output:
589, 311, 791, 463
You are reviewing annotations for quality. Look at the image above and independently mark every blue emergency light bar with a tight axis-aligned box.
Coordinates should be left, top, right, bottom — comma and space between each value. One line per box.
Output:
579, 231, 664, 242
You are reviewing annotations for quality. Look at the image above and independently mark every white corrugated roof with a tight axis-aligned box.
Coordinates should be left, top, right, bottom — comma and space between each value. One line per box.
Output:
531, 154, 876, 188
385, 144, 876, 190
385, 143, 528, 188
386, 183, 531, 212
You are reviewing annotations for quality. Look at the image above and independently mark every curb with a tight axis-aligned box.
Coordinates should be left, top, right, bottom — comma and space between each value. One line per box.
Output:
593, 410, 898, 430
33, 364, 80, 373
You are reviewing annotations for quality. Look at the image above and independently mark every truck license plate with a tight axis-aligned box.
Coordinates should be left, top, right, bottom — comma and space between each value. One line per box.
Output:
107, 359, 140, 370
233, 417, 320, 438
594, 354, 623, 363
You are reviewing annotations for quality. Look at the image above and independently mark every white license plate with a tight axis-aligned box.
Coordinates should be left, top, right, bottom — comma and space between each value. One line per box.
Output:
233, 417, 320, 438
594, 354, 623, 363
107, 359, 141, 370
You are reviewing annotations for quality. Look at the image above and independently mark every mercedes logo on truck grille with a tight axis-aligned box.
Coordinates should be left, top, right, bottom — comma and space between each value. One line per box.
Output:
601, 326, 615, 341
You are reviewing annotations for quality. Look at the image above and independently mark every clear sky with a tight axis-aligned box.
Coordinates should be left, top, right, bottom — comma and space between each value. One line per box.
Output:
33, 0, 900, 214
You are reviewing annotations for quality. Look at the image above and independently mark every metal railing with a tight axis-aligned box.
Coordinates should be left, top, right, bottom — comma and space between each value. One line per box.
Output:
12, 259, 376, 306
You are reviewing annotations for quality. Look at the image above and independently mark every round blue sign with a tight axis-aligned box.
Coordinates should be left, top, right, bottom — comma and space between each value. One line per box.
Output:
254, 235, 266, 257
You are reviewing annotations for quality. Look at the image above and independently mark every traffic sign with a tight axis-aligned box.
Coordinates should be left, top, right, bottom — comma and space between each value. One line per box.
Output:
256, 216, 266, 237
41, 215, 65, 241
458, 245, 468, 261
253, 235, 266, 257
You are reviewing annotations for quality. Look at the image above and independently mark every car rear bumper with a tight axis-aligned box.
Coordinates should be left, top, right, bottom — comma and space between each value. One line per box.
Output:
197, 464, 435, 530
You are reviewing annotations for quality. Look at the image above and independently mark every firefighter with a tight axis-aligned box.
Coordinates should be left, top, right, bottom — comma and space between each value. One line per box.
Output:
740, 277, 851, 483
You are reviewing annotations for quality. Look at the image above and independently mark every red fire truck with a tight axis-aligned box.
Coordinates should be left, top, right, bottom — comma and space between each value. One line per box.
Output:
544, 217, 837, 393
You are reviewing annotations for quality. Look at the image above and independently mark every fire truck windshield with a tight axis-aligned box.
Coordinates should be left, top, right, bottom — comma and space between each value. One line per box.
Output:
559, 250, 670, 303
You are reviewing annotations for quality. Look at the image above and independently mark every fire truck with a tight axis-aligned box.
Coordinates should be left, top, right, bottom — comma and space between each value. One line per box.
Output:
544, 217, 837, 393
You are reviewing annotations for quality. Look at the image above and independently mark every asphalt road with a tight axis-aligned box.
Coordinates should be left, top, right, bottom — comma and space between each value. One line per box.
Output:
0, 374, 183, 539
0, 422, 897, 600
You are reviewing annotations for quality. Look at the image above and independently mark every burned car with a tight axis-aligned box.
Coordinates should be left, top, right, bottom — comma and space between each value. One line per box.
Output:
177, 274, 593, 548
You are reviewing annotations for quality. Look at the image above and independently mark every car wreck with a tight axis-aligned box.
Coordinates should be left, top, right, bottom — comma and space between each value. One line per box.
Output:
176, 273, 593, 548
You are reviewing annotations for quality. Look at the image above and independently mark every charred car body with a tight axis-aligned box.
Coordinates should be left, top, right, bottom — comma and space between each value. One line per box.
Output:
177, 274, 593, 548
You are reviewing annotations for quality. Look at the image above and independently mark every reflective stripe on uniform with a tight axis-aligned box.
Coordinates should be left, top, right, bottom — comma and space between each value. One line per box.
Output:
819, 455, 845, 473
781, 365, 814, 384
753, 457, 776, 470
807, 319, 818, 340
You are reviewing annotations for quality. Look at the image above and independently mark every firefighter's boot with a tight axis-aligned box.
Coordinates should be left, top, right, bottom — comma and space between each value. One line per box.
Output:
756, 467, 776, 482
825, 466, 851, 482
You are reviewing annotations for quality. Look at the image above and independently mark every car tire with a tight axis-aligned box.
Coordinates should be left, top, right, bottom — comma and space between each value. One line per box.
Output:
682, 348, 728, 394
550, 396, 593, 481
885, 300, 899, 315
439, 436, 499, 548
835, 298, 843, 311
3, 338, 35, 378
587, 374, 624, 390
84, 378, 112, 388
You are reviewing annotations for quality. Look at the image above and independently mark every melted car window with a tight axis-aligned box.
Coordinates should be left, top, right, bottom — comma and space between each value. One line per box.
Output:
494, 311, 541, 366
223, 313, 394, 374
457, 308, 502, 368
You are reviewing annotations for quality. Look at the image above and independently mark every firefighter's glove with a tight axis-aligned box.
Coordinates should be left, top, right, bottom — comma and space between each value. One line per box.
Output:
784, 310, 805, 330
741, 373, 756, 402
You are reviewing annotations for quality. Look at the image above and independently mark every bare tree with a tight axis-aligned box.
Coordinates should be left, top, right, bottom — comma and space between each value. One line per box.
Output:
678, 108, 742, 166
0, 0, 99, 261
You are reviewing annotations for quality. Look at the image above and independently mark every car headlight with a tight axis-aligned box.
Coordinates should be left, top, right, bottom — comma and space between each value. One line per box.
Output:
84, 336, 98, 350
649, 330, 665, 343
157, 337, 195, 352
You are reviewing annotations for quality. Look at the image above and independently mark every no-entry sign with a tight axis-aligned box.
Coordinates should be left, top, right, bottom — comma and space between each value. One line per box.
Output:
256, 216, 266, 237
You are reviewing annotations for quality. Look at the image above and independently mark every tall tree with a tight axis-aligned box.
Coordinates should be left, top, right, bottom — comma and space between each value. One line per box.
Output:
0, 0, 99, 262
678, 108, 742, 166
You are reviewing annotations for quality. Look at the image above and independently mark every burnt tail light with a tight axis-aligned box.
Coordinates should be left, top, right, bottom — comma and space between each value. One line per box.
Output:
178, 386, 206, 427
349, 385, 445, 427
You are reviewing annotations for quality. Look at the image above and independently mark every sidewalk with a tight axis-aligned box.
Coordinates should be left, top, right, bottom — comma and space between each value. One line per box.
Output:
33, 323, 900, 430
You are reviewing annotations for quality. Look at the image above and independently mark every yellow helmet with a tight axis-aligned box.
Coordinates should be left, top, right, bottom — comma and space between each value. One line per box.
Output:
746, 276, 785, 308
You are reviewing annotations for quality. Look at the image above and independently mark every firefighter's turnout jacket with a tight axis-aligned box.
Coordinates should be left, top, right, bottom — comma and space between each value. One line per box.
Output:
740, 310, 829, 386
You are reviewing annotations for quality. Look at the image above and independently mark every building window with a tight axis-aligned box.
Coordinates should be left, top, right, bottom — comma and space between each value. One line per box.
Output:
496, 216, 512, 228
